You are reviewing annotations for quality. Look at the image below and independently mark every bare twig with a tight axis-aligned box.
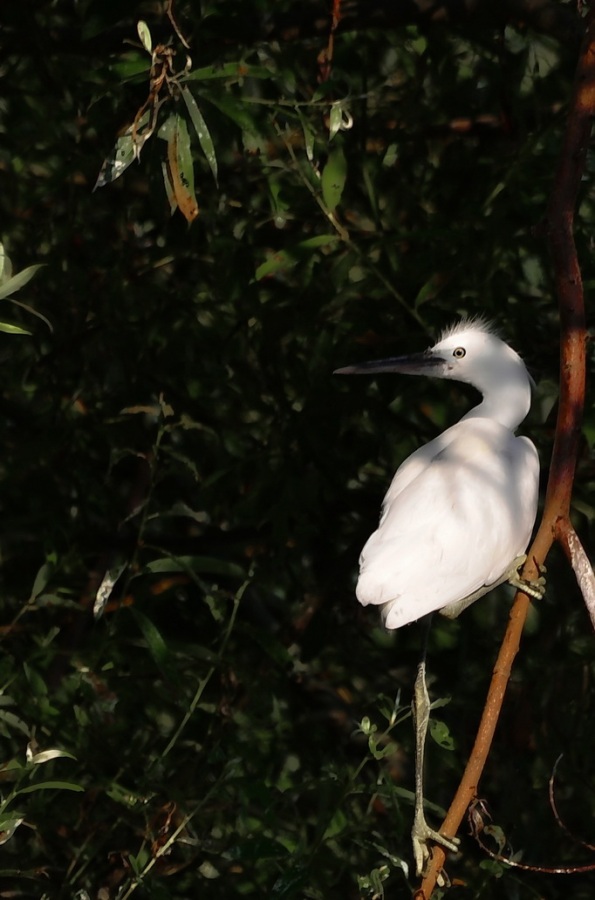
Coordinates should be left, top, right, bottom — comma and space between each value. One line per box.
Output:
467, 797, 595, 874
556, 518, 595, 629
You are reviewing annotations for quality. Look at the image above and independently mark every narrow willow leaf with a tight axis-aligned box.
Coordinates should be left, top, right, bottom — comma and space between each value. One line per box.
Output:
94, 109, 152, 190
0, 322, 31, 335
184, 62, 271, 82
321, 147, 347, 211
157, 114, 177, 142
0, 815, 24, 845
17, 781, 84, 795
329, 102, 343, 141
130, 608, 173, 676
137, 20, 152, 54
0, 243, 8, 283
161, 160, 177, 214
93, 562, 127, 619
29, 748, 77, 765
298, 111, 316, 162
144, 555, 245, 580
0, 710, 30, 736
204, 92, 260, 136
166, 115, 199, 222
5, 296, 52, 332
30, 561, 53, 600
181, 86, 218, 183
0, 264, 44, 301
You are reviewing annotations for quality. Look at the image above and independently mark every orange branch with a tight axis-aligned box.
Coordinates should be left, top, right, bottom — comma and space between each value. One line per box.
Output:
416, 10, 595, 896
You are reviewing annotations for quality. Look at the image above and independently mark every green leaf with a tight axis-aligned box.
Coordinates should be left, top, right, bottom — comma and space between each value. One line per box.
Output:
94, 109, 152, 190
160, 114, 199, 222
298, 110, 316, 162
29, 748, 76, 765
144, 555, 245, 580
328, 102, 343, 141
229, 836, 289, 861
0, 814, 24, 845
93, 561, 128, 619
181, 86, 218, 183
184, 63, 271, 82
323, 809, 348, 840
321, 147, 347, 211
204, 92, 261, 137
429, 719, 455, 750
157, 114, 177, 142
17, 781, 84, 795
0, 264, 43, 300
255, 234, 339, 281
137, 20, 152, 54
0, 322, 31, 335
176, 116, 195, 192
30, 561, 53, 601
0, 243, 11, 283
0, 710, 30, 737
129, 608, 173, 677
271, 863, 309, 898
110, 54, 151, 80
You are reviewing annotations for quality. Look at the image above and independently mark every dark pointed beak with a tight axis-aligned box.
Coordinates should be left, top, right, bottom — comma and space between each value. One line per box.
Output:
334, 350, 445, 377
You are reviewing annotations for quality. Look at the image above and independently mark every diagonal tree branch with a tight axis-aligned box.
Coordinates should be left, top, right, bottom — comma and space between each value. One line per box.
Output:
416, 9, 595, 897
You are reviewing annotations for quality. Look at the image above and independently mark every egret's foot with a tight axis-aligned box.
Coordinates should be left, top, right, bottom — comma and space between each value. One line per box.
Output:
412, 807, 460, 877
506, 555, 546, 601
439, 555, 546, 620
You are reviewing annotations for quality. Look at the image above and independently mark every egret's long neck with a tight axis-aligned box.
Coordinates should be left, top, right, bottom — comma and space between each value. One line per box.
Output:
461, 357, 532, 431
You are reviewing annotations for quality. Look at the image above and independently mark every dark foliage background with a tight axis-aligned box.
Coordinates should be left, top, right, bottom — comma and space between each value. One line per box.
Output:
0, 2, 594, 898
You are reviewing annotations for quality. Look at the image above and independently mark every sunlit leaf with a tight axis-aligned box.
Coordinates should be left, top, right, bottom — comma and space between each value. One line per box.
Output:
0, 264, 44, 300
181, 85, 218, 183
328, 102, 343, 141
93, 561, 128, 619
0, 322, 31, 335
0, 243, 10, 283
137, 20, 152, 54
162, 114, 199, 222
94, 109, 152, 190
0, 815, 24, 845
321, 146, 347, 211
298, 110, 316, 162
29, 748, 77, 765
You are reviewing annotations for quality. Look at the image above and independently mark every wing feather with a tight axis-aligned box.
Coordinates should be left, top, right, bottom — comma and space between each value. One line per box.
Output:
356, 419, 538, 628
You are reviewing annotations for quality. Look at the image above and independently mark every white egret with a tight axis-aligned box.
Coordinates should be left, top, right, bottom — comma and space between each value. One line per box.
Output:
335, 318, 542, 875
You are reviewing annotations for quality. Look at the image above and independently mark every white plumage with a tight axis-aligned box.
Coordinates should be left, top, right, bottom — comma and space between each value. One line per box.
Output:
336, 319, 539, 628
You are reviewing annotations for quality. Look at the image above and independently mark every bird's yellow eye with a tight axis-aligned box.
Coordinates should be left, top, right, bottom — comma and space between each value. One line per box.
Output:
453, 347, 466, 359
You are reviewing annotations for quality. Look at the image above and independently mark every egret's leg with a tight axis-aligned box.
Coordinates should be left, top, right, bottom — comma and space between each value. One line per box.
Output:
411, 660, 460, 876
439, 555, 546, 620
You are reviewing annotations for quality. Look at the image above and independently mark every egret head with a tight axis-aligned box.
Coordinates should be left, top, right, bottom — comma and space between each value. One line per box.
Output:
335, 318, 533, 428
